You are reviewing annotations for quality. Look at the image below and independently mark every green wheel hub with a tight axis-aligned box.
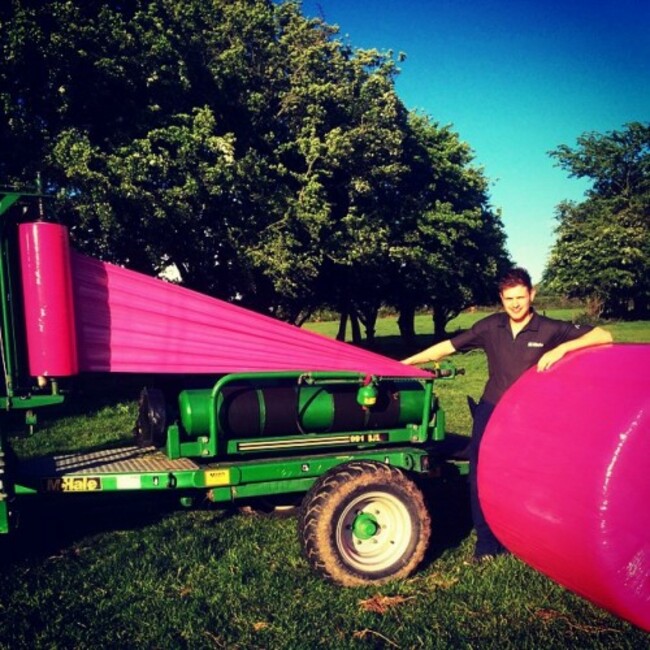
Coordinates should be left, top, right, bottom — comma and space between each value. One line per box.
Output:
352, 512, 379, 540
335, 490, 415, 573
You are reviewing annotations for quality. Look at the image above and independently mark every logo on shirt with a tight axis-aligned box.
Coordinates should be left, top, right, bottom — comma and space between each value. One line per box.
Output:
527, 342, 544, 348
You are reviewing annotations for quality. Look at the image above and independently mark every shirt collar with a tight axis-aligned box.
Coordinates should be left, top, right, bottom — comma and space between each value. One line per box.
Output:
497, 308, 540, 332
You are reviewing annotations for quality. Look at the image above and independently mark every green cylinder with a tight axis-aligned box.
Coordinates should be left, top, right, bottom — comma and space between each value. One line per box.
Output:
178, 389, 212, 437
399, 387, 426, 423
297, 386, 334, 432
178, 382, 426, 438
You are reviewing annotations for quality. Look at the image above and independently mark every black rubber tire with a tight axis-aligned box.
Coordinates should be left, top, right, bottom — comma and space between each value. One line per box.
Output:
298, 460, 431, 587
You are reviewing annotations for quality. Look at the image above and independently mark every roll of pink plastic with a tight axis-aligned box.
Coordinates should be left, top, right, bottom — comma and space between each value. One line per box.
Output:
18, 222, 79, 376
479, 344, 650, 631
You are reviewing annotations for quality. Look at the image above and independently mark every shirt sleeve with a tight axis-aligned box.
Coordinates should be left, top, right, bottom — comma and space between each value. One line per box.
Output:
547, 319, 594, 348
450, 314, 494, 352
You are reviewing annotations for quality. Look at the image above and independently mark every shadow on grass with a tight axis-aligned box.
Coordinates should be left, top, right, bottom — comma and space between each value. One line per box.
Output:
0, 492, 240, 567
418, 458, 473, 569
426, 479, 473, 561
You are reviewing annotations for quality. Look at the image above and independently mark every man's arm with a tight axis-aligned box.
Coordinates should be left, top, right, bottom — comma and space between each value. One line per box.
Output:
402, 339, 457, 365
536, 326, 613, 372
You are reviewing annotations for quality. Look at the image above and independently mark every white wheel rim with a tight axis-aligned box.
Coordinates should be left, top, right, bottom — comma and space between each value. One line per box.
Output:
335, 490, 413, 573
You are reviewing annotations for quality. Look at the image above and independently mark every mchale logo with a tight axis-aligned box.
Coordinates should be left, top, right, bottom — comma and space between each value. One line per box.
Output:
45, 476, 103, 492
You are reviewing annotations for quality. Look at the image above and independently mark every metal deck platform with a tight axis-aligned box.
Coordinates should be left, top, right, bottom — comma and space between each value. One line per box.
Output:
17, 445, 199, 477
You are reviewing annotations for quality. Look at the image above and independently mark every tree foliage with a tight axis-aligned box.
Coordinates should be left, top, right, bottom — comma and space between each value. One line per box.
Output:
1, 0, 510, 338
545, 123, 650, 318
387, 115, 510, 340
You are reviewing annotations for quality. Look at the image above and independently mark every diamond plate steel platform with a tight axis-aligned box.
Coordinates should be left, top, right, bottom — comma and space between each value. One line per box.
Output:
17, 445, 199, 477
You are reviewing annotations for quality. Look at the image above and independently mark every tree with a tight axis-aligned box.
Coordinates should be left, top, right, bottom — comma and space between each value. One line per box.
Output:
545, 123, 650, 318
1, 0, 512, 335
388, 114, 510, 341
322, 49, 412, 344
1, 0, 262, 299
240, 8, 418, 338
0, 0, 414, 322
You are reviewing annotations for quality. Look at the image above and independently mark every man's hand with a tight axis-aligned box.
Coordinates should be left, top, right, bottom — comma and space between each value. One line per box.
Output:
537, 327, 612, 372
537, 347, 566, 371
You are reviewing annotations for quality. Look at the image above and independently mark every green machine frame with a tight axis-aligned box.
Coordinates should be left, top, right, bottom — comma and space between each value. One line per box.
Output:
0, 190, 466, 538
0, 191, 68, 533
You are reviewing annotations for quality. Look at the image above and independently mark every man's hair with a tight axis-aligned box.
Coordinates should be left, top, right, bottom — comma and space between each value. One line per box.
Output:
498, 267, 533, 293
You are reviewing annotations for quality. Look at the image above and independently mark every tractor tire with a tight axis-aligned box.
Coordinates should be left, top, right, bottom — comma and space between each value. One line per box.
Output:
133, 387, 167, 447
298, 460, 431, 587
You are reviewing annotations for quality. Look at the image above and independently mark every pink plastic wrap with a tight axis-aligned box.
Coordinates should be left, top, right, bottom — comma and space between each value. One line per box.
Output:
69, 252, 427, 378
18, 222, 78, 376
479, 344, 650, 631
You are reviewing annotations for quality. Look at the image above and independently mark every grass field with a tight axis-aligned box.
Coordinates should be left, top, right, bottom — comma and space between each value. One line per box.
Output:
1, 312, 649, 649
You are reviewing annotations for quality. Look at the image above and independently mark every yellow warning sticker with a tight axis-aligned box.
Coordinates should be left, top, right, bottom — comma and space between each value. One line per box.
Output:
204, 469, 231, 487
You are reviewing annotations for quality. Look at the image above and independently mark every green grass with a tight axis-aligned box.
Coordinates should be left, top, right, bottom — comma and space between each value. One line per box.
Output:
1, 312, 649, 648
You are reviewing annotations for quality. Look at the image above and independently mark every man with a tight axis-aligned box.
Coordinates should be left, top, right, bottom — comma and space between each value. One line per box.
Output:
402, 267, 613, 561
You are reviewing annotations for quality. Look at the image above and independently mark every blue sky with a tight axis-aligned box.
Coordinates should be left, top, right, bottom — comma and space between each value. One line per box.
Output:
301, 0, 650, 283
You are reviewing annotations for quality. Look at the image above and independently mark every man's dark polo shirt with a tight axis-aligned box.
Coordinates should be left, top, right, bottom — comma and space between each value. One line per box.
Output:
450, 311, 593, 405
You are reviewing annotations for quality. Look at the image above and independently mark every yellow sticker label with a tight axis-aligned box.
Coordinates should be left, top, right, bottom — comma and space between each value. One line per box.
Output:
204, 469, 231, 487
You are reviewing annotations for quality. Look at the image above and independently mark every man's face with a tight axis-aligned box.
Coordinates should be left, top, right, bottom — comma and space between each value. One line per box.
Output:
500, 284, 535, 323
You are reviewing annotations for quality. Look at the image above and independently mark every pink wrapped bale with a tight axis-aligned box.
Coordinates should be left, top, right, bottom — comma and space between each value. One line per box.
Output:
479, 344, 650, 630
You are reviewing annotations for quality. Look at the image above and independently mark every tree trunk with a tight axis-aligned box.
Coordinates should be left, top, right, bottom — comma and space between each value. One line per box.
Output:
294, 307, 314, 327
432, 305, 450, 341
337, 308, 362, 343
336, 311, 348, 341
397, 304, 416, 345
349, 307, 362, 344
358, 305, 378, 345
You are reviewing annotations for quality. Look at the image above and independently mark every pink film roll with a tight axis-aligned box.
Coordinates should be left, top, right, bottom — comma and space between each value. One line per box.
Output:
479, 344, 650, 631
19, 222, 79, 376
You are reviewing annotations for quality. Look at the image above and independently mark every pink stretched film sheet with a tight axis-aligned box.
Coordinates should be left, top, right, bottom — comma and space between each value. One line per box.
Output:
479, 344, 650, 631
18, 220, 427, 378
18, 223, 78, 376
70, 252, 427, 377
